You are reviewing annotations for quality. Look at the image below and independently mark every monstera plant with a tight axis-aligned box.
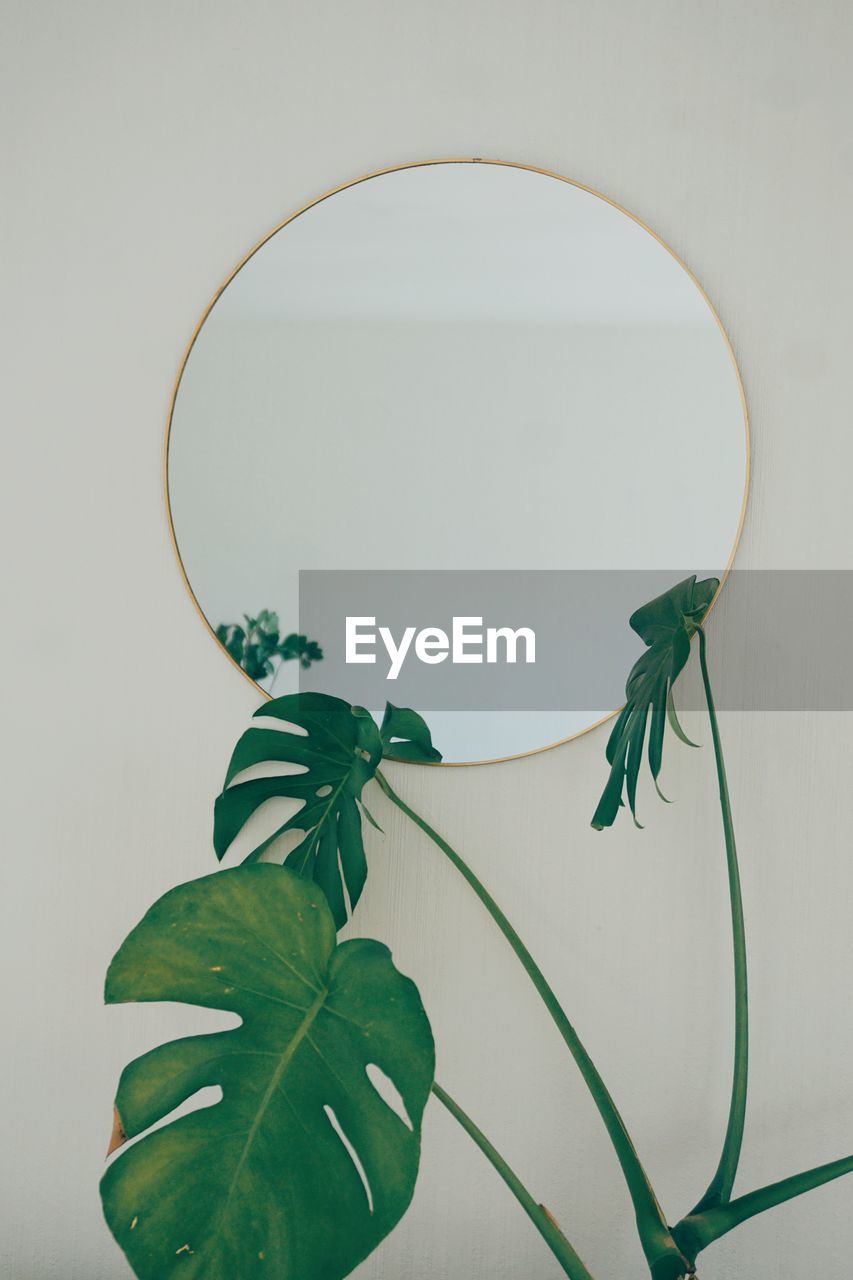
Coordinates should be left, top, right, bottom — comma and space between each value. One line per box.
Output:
588, 576, 853, 1277
103, 577, 853, 1280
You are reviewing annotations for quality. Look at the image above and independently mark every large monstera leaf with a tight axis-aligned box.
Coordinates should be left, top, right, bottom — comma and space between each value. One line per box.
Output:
592, 575, 719, 830
214, 694, 440, 928
102, 866, 435, 1280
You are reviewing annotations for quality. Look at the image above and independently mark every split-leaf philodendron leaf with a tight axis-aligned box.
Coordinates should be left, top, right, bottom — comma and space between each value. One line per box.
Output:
102, 866, 435, 1280
214, 694, 440, 928
592, 575, 719, 830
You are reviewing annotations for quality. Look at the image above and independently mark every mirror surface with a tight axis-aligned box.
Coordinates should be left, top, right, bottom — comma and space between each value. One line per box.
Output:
167, 160, 748, 763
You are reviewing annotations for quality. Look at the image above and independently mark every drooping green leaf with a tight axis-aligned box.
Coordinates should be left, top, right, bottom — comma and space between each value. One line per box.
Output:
214, 695, 441, 928
102, 865, 435, 1280
380, 703, 442, 763
591, 575, 719, 830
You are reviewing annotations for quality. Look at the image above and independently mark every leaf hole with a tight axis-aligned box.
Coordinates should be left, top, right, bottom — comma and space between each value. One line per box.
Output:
105, 1086, 224, 1166
337, 847, 355, 921
316, 785, 333, 798
366, 1063, 412, 1130
228, 760, 309, 786
251, 716, 309, 737
323, 1105, 374, 1214
220, 796, 307, 865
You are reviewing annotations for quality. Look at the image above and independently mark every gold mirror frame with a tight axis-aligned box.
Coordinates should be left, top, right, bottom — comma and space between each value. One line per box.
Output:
164, 157, 750, 766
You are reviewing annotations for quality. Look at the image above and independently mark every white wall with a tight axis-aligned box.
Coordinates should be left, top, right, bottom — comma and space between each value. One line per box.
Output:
3, 3, 853, 1278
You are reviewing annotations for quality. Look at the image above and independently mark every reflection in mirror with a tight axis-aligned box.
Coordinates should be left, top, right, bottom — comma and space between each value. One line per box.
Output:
167, 161, 748, 764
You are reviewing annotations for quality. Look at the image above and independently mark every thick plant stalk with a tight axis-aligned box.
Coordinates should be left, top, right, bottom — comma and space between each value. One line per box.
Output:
688, 628, 748, 1214
432, 1082, 596, 1279
674, 1152, 853, 1260
376, 769, 691, 1280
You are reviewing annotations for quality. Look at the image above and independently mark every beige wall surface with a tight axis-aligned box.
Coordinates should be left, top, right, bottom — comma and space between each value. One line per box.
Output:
2, 2, 853, 1277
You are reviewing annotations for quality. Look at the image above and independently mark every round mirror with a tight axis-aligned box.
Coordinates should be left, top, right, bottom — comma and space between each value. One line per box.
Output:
167, 160, 748, 764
